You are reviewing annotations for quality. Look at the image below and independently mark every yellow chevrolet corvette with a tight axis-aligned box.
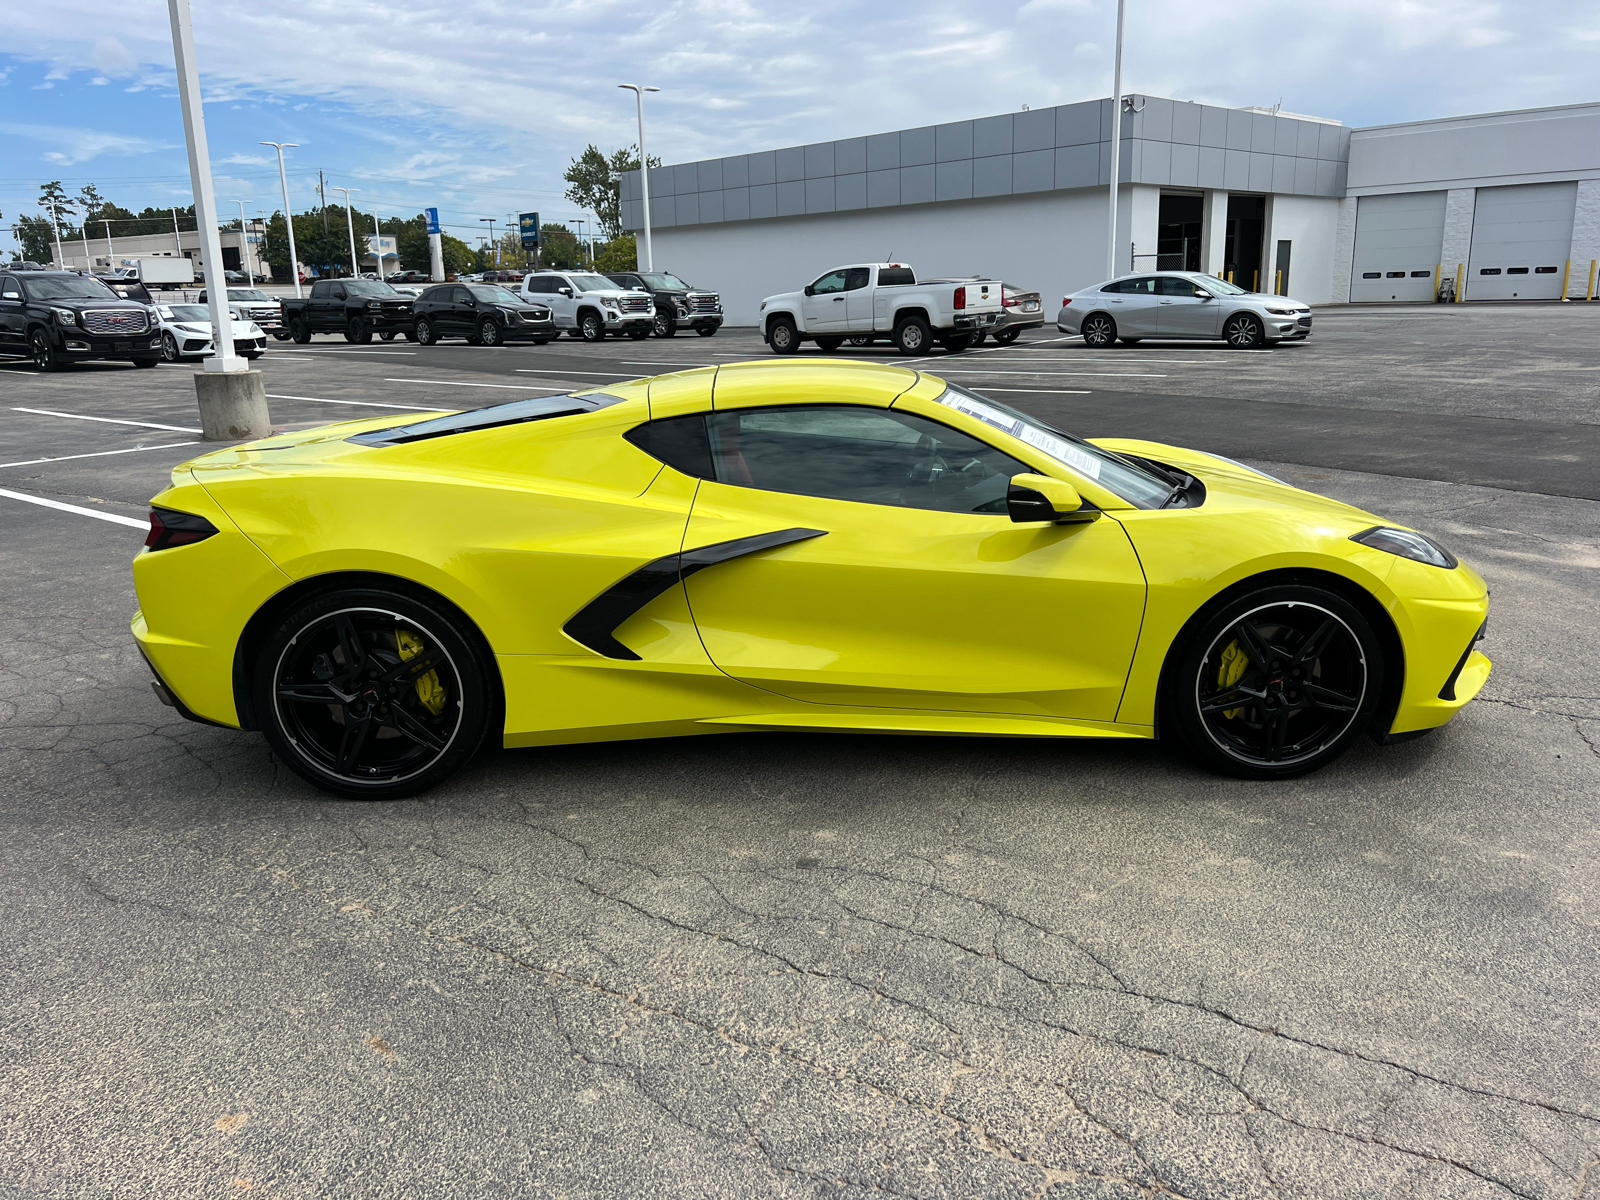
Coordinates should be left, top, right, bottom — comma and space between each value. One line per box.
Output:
132, 360, 1490, 797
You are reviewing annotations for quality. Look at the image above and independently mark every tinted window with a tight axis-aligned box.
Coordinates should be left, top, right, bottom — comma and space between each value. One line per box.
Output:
877, 267, 915, 286
524, 277, 554, 293
1361, 272, 1381, 279
468, 285, 522, 304
1535, 266, 1558, 274
418, 285, 451, 302
348, 392, 627, 445
1409, 271, 1431, 277
1479, 268, 1501, 276
2, 278, 24, 300
844, 267, 871, 291
1505, 267, 1528, 275
1157, 276, 1205, 296
703, 405, 1028, 515
625, 415, 714, 479
310, 280, 331, 297
20, 275, 118, 301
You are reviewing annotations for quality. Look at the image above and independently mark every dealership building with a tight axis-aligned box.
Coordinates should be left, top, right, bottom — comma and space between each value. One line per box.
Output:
620, 98, 1600, 322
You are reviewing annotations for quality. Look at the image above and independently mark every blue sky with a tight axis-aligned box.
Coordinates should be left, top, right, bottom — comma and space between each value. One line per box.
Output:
4, 0, 1597, 258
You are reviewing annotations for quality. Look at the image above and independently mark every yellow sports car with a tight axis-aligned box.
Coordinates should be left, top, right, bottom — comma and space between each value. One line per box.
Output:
132, 360, 1490, 798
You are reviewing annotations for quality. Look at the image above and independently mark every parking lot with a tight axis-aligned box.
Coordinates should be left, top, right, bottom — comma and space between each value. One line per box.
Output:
3, 304, 1599, 1198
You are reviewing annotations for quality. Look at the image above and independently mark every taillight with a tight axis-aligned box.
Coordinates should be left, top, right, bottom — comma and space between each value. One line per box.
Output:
1002, 295, 1018, 307
1061, 298, 1072, 307
953, 286, 966, 310
145, 507, 219, 551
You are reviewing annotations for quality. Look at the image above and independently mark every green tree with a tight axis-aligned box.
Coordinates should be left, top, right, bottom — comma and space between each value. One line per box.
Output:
592, 234, 636, 273
38, 181, 78, 239
563, 144, 659, 240
537, 223, 583, 270
14, 215, 55, 263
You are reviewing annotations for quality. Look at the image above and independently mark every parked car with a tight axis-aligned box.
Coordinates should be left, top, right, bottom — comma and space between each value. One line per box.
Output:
0, 269, 162, 370
759, 263, 1002, 355
1057, 271, 1313, 348
977, 283, 1044, 345
199, 287, 287, 340
411, 283, 555, 346
519, 270, 654, 341
154, 302, 267, 362
280, 278, 415, 344
386, 270, 431, 284
603, 270, 723, 338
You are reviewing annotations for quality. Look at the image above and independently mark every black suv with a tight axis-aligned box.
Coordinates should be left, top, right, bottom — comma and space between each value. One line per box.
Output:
411, 283, 555, 346
0, 270, 162, 371
604, 271, 723, 338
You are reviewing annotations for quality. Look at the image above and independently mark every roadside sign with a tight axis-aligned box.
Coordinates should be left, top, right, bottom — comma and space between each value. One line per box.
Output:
519, 212, 540, 248
424, 208, 441, 235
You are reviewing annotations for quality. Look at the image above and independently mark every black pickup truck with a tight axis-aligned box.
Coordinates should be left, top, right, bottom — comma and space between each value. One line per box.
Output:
604, 270, 723, 337
280, 278, 415, 343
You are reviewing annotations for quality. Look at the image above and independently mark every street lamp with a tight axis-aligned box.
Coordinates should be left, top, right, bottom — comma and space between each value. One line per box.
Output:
233, 200, 253, 285
332, 186, 360, 278
480, 217, 497, 267
617, 84, 659, 271
260, 141, 301, 296
370, 208, 388, 278
47, 201, 64, 270
570, 218, 589, 268
1105, 0, 1127, 280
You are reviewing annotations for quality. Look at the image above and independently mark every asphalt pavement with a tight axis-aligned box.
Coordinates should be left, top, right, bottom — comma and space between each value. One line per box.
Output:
2, 306, 1599, 1199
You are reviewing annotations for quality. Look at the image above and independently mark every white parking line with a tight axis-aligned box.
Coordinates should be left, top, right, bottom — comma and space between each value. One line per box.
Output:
384, 378, 571, 391
13, 407, 203, 433
973, 388, 1092, 395
619, 361, 715, 368
0, 441, 200, 470
514, 368, 639, 377
274, 349, 418, 356
0, 487, 146, 529
931, 370, 1169, 378
266, 393, 443, 411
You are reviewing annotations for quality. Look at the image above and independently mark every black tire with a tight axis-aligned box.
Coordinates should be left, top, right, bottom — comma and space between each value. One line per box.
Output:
242, 352, 262, 361
579, 311, 606, 342
29, 328, 63, 372
531, 339, 552, 346
627, 327, 649, 340
414, 318, 437, 346
161, 332, 182, 363
1120, 338, 1142, 346
1165, 584, 1385, 780
767, 316, 800, 354
273, 331, 291, 341
1223, 313, 1265, 349
379, 331, 396, 341
652, 310, 676, 337
477, 317, 502, 346
892, 315, 932, 356
815, 336, 846, 352
939, 333, 974, 353
346, 318, 372, 345
132, 356, 160, 368
401, 331, 416, 342
847, 335, 875, 347
1080, 313, 1116, 348
291, 319, 311, 344
252, 585, 497, 800
696, 326, 717, 337
990, 328, 1021, 345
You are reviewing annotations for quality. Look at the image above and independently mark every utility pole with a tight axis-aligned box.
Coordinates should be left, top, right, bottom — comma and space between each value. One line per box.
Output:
1105, 0, 1127, 280
48, 202, 64, 270
234, 200, 253, 285
104, 220, 115, 272
618, 84, 660, 271
371, 209, 385, 278
260, 142, 301, 295
333, 187, 360, 278
318, 169, 330, 274
171, 206, 183, 259
480, 218, 496, 268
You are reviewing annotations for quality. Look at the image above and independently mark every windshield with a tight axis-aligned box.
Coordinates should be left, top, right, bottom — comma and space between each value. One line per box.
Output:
166, 305, 215, 323
637, 273, 690, 290
228, 289, 271, 301
935, 384, 1175, 508
1193, 274, 1245, 295
345, 280, 401, 297
467, 284, 525, 305
568, 273, 621, 292
22, 276, 117, 301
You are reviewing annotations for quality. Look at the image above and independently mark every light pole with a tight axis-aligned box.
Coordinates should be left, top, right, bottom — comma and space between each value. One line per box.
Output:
233, 200, 253, 285
480, 217, 496, 267
103, 220, 115, 272
260, 142, 301, 295
618, 84, 659, 271
1105, 0, 1127, 280
570, 219, 589, 268
370, 209, 386, 278
333, 186, 360, 278
48, 202, 64, 270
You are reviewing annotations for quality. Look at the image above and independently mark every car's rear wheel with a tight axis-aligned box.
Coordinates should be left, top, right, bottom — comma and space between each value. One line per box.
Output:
847, 335, 875, 347
132, 356, 160, 368
161, 332, 181, 362
767, 316, 800, 354
477, 317, 501, 346
414, 318, 437, 346
1224, 313, 1265, 348
253, 586, 496, 799
380, 331, 397, 341
939, 333, 974, 353
892, 315, 932, 355
627, 327, 649, 340
696, 326, 717, 337
1080, 313, 1116, 348
990, 328, 1020, 345
1166, 584, 1384, 780
815, 336, 845, 352
290, 319, 311, 344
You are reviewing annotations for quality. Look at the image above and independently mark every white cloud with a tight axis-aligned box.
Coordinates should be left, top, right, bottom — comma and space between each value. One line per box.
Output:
0, 120, 170, 165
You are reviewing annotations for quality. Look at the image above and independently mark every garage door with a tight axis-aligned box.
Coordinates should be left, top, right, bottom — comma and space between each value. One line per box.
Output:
1351, 191, 1446, 302
1466, 181, 1578, 301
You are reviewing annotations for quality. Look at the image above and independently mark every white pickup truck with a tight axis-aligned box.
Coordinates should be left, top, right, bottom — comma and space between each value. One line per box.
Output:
759, 263, 1003, 356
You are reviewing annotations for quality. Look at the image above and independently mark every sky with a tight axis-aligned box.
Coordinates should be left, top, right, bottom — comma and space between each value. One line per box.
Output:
3, 0, 1597, 258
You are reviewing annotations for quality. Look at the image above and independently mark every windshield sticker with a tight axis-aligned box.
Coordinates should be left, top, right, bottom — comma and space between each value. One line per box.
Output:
940, 392, 1103, 480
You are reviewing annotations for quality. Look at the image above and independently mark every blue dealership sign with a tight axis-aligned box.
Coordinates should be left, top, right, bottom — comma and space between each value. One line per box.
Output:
519, 212, 540, 248
424, 207, 441, 235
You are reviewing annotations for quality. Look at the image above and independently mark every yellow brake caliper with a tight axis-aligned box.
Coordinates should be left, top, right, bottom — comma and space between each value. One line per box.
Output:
1216, 640, 1248, 719
396, 629, 447, 716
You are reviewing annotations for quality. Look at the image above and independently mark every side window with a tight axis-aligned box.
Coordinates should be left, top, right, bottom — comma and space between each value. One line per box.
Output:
451, 287, 472, 304
810, 270, 848, 295
330, 283, 346, 300
310, 280, 330, 298
1, 278, 21, 300
703, 405, 1028, 515
1157, 277, 1203, 297
844, 267, 871, 291
877, 267, 915, 287
625, 415, 714, 479
1124, 277, 1158, 294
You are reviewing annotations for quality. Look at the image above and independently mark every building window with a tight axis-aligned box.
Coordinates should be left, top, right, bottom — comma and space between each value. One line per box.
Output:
1535, 266, 1559, 274
1479, 268, 1502, 275
1362, 272, 1381, 279
1506, 267, 1529, 275
1385, 271, 1405, 278
1410, 270, 1431, 277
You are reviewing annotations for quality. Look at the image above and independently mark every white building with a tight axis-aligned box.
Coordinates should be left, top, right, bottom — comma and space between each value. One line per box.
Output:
620, 98, 1600, 322
52, 224, 270, 281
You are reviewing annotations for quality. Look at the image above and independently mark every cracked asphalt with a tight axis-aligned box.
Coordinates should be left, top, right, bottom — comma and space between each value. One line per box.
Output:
2, 307, 1599, 1198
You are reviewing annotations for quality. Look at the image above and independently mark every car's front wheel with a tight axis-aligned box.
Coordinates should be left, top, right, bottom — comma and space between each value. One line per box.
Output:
252, 586, 497, 799
1080, 313, 1116, 348
29, 329, 63, 372
653, 310, 675, 337
1224, 313, 1265, 349
414, 317, 437, 345
161, 332, 181, 362
346, 318, 372, 344
290, 319, 311, 344
1166, 584, 1385, 780
767, 317, 800, 354
477, 317, 502, 346
579, 312, 606, 342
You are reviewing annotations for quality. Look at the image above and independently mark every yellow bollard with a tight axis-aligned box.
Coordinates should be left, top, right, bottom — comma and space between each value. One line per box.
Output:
1455, 262, 1464, 303
1588, 259, 1597, 301
1253, 270, 1259, 292
1433, 263, 1440, 299
1561, 260, 1571, 301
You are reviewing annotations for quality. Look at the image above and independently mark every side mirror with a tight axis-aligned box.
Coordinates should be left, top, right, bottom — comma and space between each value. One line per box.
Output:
804, 285, 815, 297
558, 287, 573, 297
1007, 473, 1099, 524
1195, 291, 1214, 300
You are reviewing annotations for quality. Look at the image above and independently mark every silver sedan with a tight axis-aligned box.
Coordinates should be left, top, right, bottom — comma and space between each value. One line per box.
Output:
1056, 271, 1312, 348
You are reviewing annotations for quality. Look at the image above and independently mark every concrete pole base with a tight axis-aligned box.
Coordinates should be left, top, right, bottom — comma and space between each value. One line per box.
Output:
194, 370, 272, 441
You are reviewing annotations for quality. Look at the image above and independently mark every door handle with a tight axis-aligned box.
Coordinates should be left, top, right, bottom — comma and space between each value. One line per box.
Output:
832, 296, 844, 302
1159, 300, 1174, 305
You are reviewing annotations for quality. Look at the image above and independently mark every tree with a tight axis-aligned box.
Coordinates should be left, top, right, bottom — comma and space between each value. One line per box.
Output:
537, 223, 583, 270
14, 215, 55, 263
593, 234, 636, 273
563, 144, 660, 240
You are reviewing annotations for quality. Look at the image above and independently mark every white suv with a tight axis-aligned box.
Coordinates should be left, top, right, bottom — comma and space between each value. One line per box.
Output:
520, 271, 654, 342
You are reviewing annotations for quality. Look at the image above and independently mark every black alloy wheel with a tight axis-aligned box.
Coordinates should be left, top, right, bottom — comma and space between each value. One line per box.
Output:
847, 336, 875, 347
132, 356, 160, 368
29, 329, 62, 372
767, 317, 799, 354
346, 318, 373, 344
815, 336, 845, 352
627, 327, 649, 340
161, 332, 182, 362
990, 328, 1021, 346
579, 312, 606, 342
414, 317, 437, 346
940, 333, 974, 353
380, 331, 397, 341
1080, 313, 1117, 348
253, 588, 495, 799
1168, 585, 1383, 779
477, 317, 502, 346
652, 310, 676, 337
892, 315, 932, 356
1224, 313, 1265, 349
291, 319, 311, 344
696, 326, 717, 337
